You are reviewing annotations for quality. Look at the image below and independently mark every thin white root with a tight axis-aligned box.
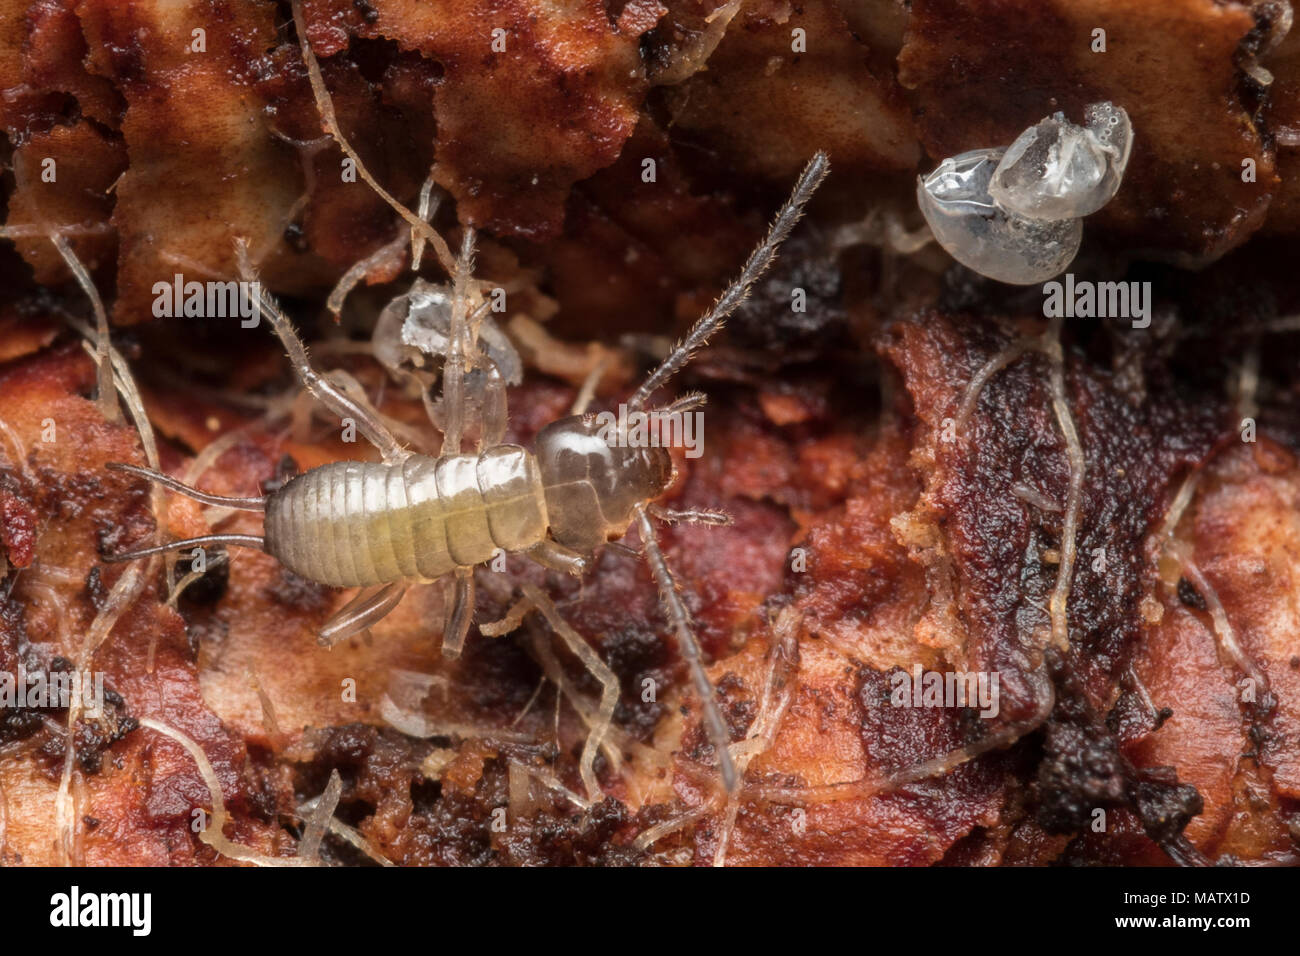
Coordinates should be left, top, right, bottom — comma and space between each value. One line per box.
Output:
247, 668, 283, 738
1154, 467, 1270, 696
712, 607, 799, 867
1155, 472, 1199, 546
1011, 482, 1062, 513
138, 718, 312, 867
745, 319, 1087, 811
511, 676, 547, 728
165, 569, 205, 610
58, 330, 167, 865
955, 317, 1084, 654
883, 675, 1055, 788
1044, 314, 1085, 653
653, 0, 743, 85
411, 174, 439, 271
326, 229, 410, 320
325, 368, 431, 453
633, 805, 713, 854
0, 222, 114, 239
520, 583, 618, 803
954, 337, 1033, 434
1125, 663, 1161, 724
178, 419, 262, 530
51, 234, 118, 423
0, 418, 34, 483
1168, 542, 1270, 694
747, 677, 1057, 806
570, 354, 612, 416
509, 758, 591, 813
507, 314, 630, 391
289, 0, 455, 274
377, 694, 534, 743
1235, 340, 1260, 422
298, 769, 342, 862
294, 795, 395, 867
479, 597, 531, 637
828, 207, 934, 256
523, 630, 627, 779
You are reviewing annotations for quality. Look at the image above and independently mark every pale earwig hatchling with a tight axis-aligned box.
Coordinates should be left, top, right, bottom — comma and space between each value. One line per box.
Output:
105, 152, 832, 795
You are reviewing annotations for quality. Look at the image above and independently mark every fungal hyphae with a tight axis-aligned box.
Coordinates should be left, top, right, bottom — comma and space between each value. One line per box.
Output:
918, 102, 1132, 285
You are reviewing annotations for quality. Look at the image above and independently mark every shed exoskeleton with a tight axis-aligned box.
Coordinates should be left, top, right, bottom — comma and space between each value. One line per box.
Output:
106, 152, 830, 795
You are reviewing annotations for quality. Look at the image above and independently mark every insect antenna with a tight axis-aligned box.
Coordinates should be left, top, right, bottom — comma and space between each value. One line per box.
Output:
102, 533, 266, 563
634, 504, 740, 795
620, 154, 831, 797
654, 390, 708, 417
105, 462, 267, 511
627, 151, 830, 411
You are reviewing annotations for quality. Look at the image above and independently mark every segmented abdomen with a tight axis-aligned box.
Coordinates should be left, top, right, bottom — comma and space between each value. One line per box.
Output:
264, 447, 548, 587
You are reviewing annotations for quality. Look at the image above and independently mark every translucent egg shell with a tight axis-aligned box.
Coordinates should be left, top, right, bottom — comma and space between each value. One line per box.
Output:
918, 148, 1083, 285
373, 279, 522, 385
988, 102, 1132, 221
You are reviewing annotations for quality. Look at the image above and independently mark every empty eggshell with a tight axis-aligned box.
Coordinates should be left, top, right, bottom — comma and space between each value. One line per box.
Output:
918, 147, 1083, 285
988, 102, 1132, 222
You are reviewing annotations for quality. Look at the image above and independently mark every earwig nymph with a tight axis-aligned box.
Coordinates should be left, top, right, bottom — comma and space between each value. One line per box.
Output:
105, 152, 831, 796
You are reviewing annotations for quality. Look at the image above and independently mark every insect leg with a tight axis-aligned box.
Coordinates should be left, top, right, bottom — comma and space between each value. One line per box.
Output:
477, 358, 508, 451
235, 241, 409, 464
633, 504, 739, 795
628, 152, 830, 411
318, 581, 407, 648
439, 230, 472, 455
524, 539, 591, 576
441, 567, 476, 659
